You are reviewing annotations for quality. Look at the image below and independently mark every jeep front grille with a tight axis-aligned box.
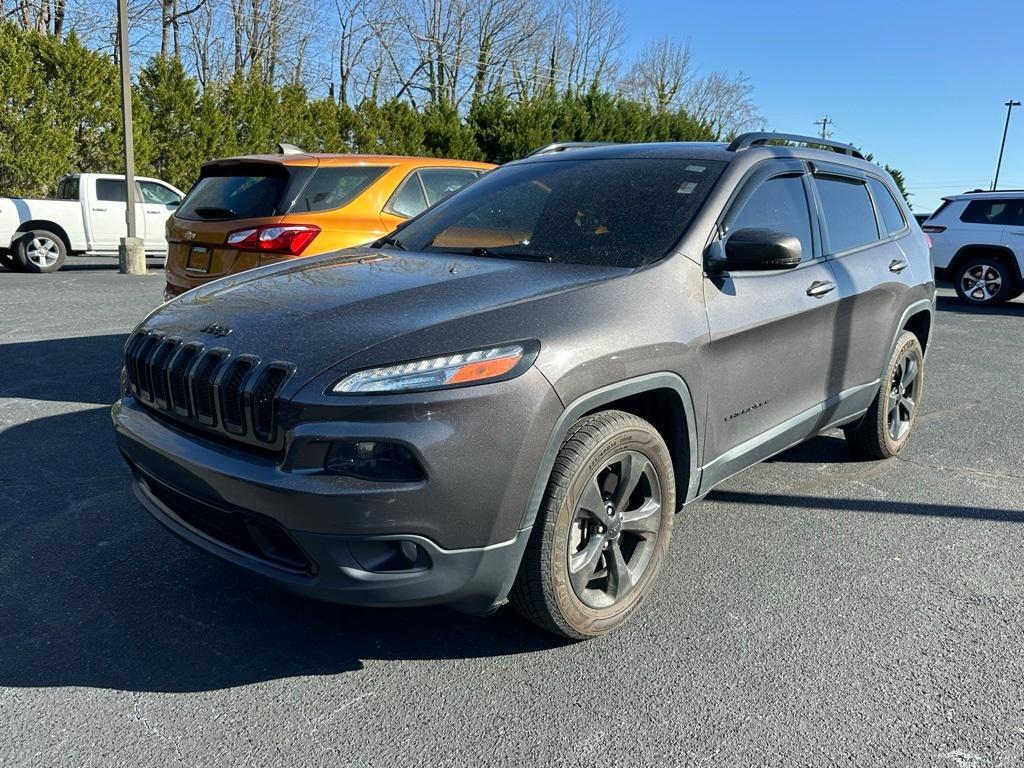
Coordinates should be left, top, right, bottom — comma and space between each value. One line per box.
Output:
124, 330, 294, 447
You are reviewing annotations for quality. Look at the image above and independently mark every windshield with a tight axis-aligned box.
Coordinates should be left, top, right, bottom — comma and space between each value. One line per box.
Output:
392, 157, 726, 268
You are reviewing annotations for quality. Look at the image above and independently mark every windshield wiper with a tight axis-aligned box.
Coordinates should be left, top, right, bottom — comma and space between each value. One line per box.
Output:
193, 206, 237, 219
470, 247, 552, 263
370, 235, 407, 250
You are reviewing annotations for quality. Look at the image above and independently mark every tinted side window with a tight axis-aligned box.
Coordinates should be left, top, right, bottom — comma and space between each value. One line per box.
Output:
868, 177, 906, 236
290, 166, 389, 213
419, 169, 480, 205
814, 176, 879, 253
96, 179, 128, 202
56, 177, 80, 200
960, 199, 1023, 226
727, 175, 814, 261
388, 173, 427, 217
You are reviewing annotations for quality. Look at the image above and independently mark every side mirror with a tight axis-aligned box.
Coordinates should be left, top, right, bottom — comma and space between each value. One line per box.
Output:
713, 228, 802, 272
168, 199, 180, 209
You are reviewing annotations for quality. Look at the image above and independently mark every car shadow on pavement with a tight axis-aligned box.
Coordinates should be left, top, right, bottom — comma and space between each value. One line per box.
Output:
0, 333, 127, 405
0, 404, 564, 695
935, 294, 1024, 317
708, 488, 1024, 524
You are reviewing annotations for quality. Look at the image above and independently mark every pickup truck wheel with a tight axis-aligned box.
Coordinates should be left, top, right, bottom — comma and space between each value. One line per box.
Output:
14, 230, 66, 273
953, 257, 1014, 306
510, 410, 675, 639
0, 249, 18, 271
844, 330, 924, 459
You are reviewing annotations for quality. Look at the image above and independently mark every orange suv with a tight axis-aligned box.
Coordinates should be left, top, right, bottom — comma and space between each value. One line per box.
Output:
164, 152, 493, 299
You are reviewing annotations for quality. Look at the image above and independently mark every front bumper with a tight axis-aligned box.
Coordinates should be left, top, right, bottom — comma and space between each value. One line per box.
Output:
112, 366, 561, 613
129, 467, 530, 614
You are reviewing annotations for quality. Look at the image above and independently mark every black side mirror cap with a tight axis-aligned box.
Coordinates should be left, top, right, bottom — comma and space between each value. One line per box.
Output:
721, 228, 802, 271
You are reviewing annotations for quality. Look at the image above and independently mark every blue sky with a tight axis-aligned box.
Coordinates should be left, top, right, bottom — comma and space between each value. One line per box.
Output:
623, 0, 1024, 212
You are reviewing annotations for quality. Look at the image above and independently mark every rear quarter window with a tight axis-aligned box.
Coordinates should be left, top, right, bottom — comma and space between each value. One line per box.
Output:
868, 177, 907, 236
289, 166, 389, 213
814, 176, 880, 253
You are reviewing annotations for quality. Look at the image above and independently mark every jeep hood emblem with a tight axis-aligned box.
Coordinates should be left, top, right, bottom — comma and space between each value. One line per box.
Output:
200, 322, 232, 338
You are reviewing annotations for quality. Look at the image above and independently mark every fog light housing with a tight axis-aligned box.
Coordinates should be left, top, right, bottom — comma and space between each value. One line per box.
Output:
324, 440, 424, 482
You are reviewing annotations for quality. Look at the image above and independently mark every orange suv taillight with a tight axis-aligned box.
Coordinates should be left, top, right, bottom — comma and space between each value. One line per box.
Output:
226, 224, 321, 256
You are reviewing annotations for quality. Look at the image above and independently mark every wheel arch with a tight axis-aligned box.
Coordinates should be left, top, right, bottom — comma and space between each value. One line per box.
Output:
518, 373, 701, 533
12, 220, 72, 253
949, 244, 1023, 287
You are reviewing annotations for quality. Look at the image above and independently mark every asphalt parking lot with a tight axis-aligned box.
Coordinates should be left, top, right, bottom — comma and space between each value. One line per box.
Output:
2, 258, 1023, 767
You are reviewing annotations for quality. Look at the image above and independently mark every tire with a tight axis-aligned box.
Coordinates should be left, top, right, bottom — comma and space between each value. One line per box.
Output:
0, 248, 18, 272
510, 410, 676, 640
953, 256, 1015, 306
844, 330, 925, 459
13, 229, 66, 273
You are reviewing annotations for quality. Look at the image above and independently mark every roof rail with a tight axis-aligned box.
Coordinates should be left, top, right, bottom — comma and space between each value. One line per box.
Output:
525, 142, 616, 158
965, 188, 1024, 194
727, 132, 865, 160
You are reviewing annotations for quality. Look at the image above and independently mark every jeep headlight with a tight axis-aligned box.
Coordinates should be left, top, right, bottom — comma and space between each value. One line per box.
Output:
331, 342, 537, 394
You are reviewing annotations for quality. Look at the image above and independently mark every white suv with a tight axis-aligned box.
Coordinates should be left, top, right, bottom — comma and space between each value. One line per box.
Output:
923, 190, 1024, 305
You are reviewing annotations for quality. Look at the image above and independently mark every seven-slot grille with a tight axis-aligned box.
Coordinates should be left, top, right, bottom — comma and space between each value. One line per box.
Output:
125, 330, 294, 446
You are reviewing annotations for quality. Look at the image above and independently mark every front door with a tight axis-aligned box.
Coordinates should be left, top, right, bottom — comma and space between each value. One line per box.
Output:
701, 162, 840, 490
139, 180, 182, 254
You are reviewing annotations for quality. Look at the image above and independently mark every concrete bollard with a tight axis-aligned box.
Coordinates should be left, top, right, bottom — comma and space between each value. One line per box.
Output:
118, 236, 146, 275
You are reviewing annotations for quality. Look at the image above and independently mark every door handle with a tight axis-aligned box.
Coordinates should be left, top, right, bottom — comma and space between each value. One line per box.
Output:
806, 280, 836, 298
91, 207, 108, 212
146, 208, 162, 214
889, 259, 909, 273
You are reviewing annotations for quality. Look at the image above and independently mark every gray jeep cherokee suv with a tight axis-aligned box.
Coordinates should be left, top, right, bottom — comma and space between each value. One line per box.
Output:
113, 133, 935, 639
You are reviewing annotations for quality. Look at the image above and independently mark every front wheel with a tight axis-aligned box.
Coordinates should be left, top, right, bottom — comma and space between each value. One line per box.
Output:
510, 410, 675, 639
844, 330, 925, 459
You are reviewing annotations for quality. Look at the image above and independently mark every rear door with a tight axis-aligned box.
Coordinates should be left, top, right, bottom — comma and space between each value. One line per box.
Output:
808, 168, 909, 415
701, 160, 840, 488
88, 177, 146, 252
1000, 199, 1024, 268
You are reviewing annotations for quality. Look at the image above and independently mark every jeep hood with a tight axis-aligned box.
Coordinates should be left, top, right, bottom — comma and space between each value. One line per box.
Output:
141, 248, 628, 380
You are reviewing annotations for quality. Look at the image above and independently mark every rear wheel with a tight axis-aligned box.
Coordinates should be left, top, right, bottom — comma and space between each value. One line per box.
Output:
844, 330, 924, 459
13, 229, 66, 273
953, 256, 1014, 306
510, 410, 675, 639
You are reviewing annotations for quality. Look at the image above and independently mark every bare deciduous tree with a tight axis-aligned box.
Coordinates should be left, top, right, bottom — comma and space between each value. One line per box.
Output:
627, 37, 693, 111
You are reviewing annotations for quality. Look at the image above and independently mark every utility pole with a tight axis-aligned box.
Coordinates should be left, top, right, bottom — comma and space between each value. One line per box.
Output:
117, 0, 145, 275
814, 116, 833, 140
992, 99, 1021, 191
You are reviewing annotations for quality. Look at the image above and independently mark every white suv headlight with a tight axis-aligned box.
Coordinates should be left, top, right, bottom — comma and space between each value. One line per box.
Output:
331, 343, 537, 394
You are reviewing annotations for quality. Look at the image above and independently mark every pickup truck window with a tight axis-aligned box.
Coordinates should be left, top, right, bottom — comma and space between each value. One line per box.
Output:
96, 179, 132, 203
140, 181, 180, 206
56, 177, 80, 200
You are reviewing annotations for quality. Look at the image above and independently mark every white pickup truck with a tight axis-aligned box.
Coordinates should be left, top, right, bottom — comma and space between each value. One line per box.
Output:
0, 173, 185, 273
